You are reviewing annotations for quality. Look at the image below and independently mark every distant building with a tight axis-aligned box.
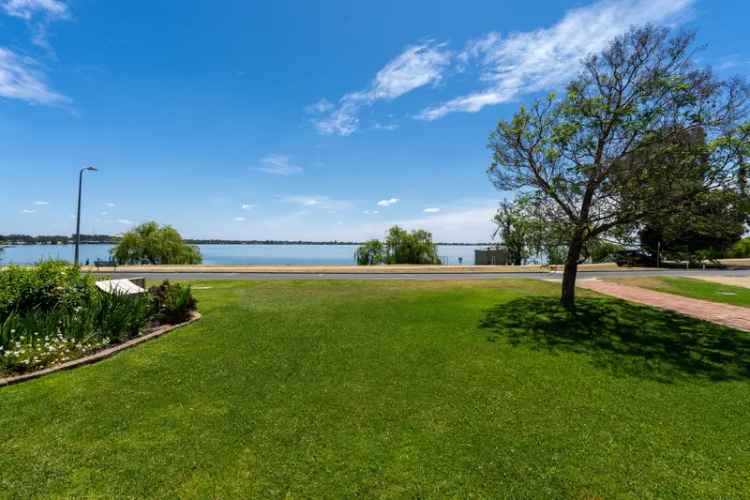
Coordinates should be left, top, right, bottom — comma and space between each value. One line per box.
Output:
475, 247, 509, 265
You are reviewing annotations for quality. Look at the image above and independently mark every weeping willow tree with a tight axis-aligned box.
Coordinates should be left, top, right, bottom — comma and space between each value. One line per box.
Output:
111, 221, 202, 265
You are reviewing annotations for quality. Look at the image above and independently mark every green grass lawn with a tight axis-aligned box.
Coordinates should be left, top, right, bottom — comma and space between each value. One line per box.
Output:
611, 276, 750, 308
1, 279, 749, 498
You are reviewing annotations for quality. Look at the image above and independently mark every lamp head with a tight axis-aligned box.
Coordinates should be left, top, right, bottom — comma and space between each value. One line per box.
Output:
86, 166, 98, 172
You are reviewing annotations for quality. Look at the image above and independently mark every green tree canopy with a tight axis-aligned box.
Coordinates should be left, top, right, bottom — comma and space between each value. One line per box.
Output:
355, 239, 385, 265
385, 226, 441, 265
111, 221, 202, 265
488, 26, 749, 307
639, 189, 746, 262
356, 226, 441, 265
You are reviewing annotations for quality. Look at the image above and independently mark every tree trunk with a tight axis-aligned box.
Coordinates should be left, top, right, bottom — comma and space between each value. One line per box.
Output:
560, 233, 585, 309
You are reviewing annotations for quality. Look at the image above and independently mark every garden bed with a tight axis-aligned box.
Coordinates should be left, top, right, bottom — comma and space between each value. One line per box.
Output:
0, 311, 201, 387
1, 261, 199, 379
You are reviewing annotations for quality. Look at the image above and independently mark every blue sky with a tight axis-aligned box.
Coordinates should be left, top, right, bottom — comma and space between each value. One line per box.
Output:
1, 0, 748, 241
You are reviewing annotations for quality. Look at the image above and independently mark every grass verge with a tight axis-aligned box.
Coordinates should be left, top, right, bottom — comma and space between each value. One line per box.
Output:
609, 276, 750, 308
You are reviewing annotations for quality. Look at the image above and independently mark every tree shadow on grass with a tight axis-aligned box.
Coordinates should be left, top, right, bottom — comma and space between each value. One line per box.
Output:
479, 297, 750, 383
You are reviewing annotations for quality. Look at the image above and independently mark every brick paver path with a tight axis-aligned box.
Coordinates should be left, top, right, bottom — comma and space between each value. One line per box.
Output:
577, 279, 750, 332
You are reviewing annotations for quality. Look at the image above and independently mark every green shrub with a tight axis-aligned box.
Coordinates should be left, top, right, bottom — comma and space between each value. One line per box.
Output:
355, 240, 385, 265
149, 281, 197, 324
727, 237, 750, 258
94, 292, 153, 343
0, 261, 96, 322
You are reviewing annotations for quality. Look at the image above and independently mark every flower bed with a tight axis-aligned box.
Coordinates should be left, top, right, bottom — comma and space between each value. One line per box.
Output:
0, 261, 197, 376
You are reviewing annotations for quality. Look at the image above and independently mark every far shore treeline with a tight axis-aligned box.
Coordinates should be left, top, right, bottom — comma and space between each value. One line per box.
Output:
0, 234, 493, 246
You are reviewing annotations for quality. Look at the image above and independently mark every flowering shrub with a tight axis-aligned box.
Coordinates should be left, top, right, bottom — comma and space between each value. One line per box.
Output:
0, 264, 196, 376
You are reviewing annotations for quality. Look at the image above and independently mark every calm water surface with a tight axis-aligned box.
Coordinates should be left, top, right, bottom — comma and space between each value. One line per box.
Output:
1, 244, 485, 265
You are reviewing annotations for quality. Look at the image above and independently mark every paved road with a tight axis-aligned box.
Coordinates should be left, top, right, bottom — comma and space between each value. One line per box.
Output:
96, 268, 750, 281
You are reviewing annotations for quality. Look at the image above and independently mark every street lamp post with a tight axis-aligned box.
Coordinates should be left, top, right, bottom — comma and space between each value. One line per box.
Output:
74, 166, 98, 267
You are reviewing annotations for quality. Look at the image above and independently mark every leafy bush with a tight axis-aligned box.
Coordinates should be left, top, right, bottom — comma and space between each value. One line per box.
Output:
149, 281, 197, 324
355, 239, 385, 265
0, 261, 96, 322
727, 237, 750, 258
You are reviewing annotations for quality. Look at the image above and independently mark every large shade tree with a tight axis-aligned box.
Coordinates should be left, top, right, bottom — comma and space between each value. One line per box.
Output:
488, 26, 749, 307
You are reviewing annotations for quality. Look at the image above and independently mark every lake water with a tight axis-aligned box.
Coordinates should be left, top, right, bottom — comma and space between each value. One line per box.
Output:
0, 244, 487, 266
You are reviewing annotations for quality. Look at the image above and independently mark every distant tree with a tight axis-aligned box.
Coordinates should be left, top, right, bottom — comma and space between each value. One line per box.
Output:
111, 221, 202, 265
488, 26, 749, 308
640, 189, 746, 262
355, 239, 385, 265
588, 240, 624, 263
384, 226, 441, 265
493, 200, 533, 265
728, 237, 750, 258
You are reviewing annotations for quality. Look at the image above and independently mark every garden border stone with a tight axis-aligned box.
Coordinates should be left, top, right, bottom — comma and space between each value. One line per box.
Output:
0, 311, 201, 388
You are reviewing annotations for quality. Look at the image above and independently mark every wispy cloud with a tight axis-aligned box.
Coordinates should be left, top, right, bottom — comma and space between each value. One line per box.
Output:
305, 98, 333, 114
21, 208, 36, 214
282, 195, 352, 211
373, 123, 399, 131
417, 0, 693, 120
33, 200, 49, 205
105, 202, 116, 208
241, 203, 255, 211
376, 197, 399, 208
256, 154, 303, 176
234, 216, 246, 222
311, 41, 451, 135
2, 0, 71, 50
0, 48, 68, 105
116, 219, 134, 225
363, 210, 380, 215
423, 207, 440, 213
1, 0, 68, 20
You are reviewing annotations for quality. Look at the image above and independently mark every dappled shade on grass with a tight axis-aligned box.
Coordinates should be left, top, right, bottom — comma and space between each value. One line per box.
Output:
480, 297, 750, 383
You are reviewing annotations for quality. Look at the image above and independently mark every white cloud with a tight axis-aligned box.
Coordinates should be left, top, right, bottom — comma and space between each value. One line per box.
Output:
313, 41, 451, 135
282, 195, 352, 211
105, 202, 116, 208
241, 203, 255, 210
417, 0, 693, 120
423, 207, 440, 213
1, 0, 68, 20
33, 200, 48, 205
234, 216, 246, 222
116, 219, 134, 225
21, 208, 36, 213
376, 197, 399, 207
305, 98, 334, 114
256, 154, 303, 176
100, 211, 108, 216
2, 0, 71, 49
373, 123, 399, 131
363, 210, 380, 215
0, 48, 68, 105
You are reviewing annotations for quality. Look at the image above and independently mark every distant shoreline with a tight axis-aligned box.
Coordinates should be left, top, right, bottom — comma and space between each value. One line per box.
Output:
2, 240, 496, 247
